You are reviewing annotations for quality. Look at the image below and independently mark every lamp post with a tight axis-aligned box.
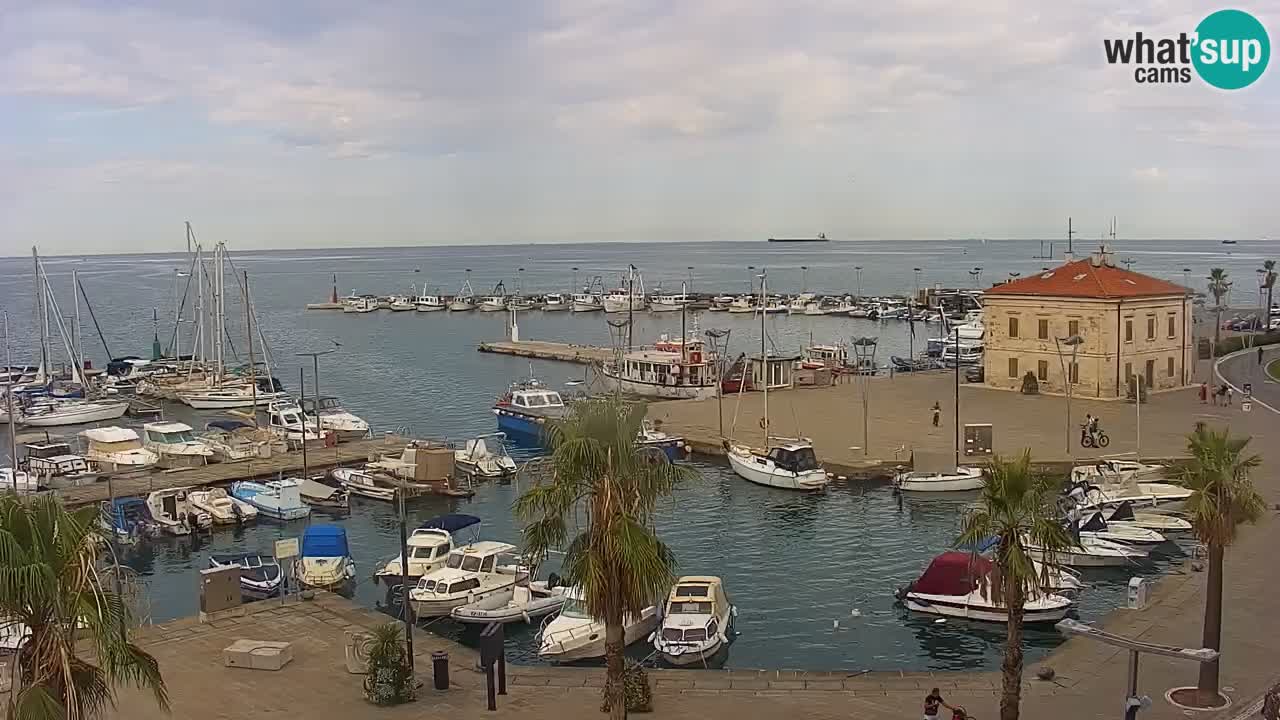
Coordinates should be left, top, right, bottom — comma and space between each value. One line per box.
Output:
297, 350, 337, 442
571, 267, 579, 293
912, 267, 922, 303
746, 266, 755, 294
687, 266, 694, 294
851, 337, 878, 456
854, 266, 863, 301
973, 267, 983, 288
517, 267, 525, 297
1054, 334, 1084, 456
801, 265, 808, 293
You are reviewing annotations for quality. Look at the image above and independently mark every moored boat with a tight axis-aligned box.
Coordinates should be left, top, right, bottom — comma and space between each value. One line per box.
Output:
330, 467, 398, 501
229, 479, 311, 521
376, 513, 479, 588
188, 487, 258, 524
408, 541, 527, 617
451, 581, 567, 625
302, 396, 369, 441
602, 335, 719, 401
80, 427, 158, 471
208, 553, 284, 597
893, 465, 984, 492
21, 398, 129, 427
653, 576, 736, 666
145, 487, 212, 535
454, 433, 518, 480
492, 378, 566, 444
900, 551, 1073, 623
538, 586, 660, 662
142, 421, 215, 468
298, 525, 356, 592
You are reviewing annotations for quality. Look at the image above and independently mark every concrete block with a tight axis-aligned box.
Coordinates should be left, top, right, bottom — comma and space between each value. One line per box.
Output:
223, 639, 294, 671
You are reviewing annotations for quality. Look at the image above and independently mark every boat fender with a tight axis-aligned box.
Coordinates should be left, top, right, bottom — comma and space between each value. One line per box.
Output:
521, 611, 531, 624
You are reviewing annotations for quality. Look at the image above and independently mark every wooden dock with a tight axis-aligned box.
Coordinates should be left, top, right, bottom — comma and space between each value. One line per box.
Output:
55, 434, 409, 508
477, 340, 611, 365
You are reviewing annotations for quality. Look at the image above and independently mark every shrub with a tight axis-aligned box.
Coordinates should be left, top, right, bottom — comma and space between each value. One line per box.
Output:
363, 623, 416, 706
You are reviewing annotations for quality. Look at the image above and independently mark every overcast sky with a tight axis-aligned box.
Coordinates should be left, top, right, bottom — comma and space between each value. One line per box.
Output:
1, 0, 1276, 255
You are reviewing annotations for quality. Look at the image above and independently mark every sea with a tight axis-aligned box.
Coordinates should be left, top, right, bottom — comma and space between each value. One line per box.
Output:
0, 237, 1263, 671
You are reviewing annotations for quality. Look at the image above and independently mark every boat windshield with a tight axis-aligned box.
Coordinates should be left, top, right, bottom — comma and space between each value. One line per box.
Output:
461, 555, 482, 572
767, 446, 821, 473
154, 430, 196, 444
445, 553, 464, 569
670, 600, 713, 614
560, 597, 592, 619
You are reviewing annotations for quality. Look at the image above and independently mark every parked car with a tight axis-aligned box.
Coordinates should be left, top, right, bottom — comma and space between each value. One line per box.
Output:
964, 365, 984, 383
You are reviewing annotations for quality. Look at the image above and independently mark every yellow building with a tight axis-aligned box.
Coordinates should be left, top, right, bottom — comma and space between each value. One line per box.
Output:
981, 251, 1192, 399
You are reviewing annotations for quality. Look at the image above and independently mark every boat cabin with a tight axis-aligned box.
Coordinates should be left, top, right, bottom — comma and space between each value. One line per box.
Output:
416, 541, 522, 593
80, 427, 145, 454
801, 344, 847, 369
143, 421, 199, 446
505, 386, 564, 411
664, 577, 729, 619
22, 441, 92, 479
749, 354, 800, 390
302, 396, 345, 415
766, 444, 821, 473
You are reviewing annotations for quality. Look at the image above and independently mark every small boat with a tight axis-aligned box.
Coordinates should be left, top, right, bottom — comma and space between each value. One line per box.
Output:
415, 293, 447, 312
726, 296, 756, 314
1065, 478, 1191, 511
1221, 239, 1238, 245
408, 541, 528, 617
454, 433, 518, 480
188, 487, 258, 524
451, 581, 567, 624
847, 303, 873, 318
725, 440, 829, 491
653, 576, 736, 666
1077, 512, 1167, 545
478, 283, 508, 312
376, 513, 479, 588
1102, 500, 1191, 532
267, 401, 328, 450
99, 498, 156, 544
570, 292, 603, 312
1070, 460, 1166, 484
900, 552, 1073, 623
198, 420, 276, 462
342, 296, 378, 313
1025, 534, 1146, 567
80, 427, 158, 471
145, 487, 212, 535
208, 553, 284, 597
509, 296, 537, 312
330, 467, 398, 501
298, 477, 350, 510
538, 586, 660, 662
20, 441, 96, 487
637, 420, 688, 461
0, 468, 37, 493
21, 398, 129, 427
229, 479, 311, 521
388, 296, 416, 312
800, 344, 847, 370
178, 378, 290, 409
893, 465, 984, 493
890, 355, 936, 372
142, 421, 215, 468
298, 525, 356, 592
492, 377, 567, 443
301, 396, 369, 441
542, 293, 570, 311
649, 293, 691, 313
449, 278, 477, 311
756, 297, 788, 314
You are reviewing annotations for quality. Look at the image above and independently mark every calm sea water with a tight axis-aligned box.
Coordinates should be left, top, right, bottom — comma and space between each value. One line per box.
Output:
0, 238, 1242, 670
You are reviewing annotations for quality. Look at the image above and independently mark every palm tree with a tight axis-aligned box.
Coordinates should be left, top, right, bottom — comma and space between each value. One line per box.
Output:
955, 452, 1073, 720
515, 397, 696, 719
0, 494, 168, 719
1206, 268, 1232, 347
1181, 425, 1266, 707
1260, 260, 1276, 328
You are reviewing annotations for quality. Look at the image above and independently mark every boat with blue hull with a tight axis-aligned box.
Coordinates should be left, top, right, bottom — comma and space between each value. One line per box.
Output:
638, 421, 689, 461
99, 497, 156, 544
209, 553, 284, 597
229, 479, 311, 521
492, 379, 566, 443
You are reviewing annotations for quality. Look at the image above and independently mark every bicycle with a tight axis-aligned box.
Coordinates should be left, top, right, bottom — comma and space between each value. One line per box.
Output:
1080, 426, 1110, 448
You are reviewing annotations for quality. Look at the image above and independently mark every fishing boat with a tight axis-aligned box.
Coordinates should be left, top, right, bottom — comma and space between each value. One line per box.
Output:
1025, 534, 1146, 567
508, 296, 536, 312
20, 441, 96, 487
649, 291, 691, 313
178, 377, 290, 409
542, 293, 570, 311
478, 282, 508, 312
342, 296, 378, 313
266, 401, 328, 450
538, 586, 660, 662
492, 377, 566, 443
20, 398, 129, 427
448, 278, 477, 311
800, 344, 847, 370
454, 433, 518, 480
388, 295, 416, 312
870, 299, 909, 320
142, 421, 215, 468
637, 420, 688, 461
899, 552, 1073, 624
652, 576, 736, 666
893, 465, 985, 492
298, 525, 357, 592
301, 396, 369, 441
145, 487, 212, 535
756, 297, 788, 314
376, 513, 479, 588
330, 467, 398, 501
229, 479, 311, 521
415, 292, 447, 312
298, 477, 349, 510
570, 291, 604, 312
726, 296, 756, 314
602, 335, 719, 401
99, 498, 156, 543
208, 553, 283, 597
407, 541, 528, 617
786, 293, 817, 314
452, 581, 568, 625
198, 419, 276, 462
188, 487, 258, 524
80, 427, 158, 471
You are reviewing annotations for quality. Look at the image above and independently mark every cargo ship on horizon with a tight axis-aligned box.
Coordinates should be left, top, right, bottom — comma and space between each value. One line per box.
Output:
767, 232, 830, 243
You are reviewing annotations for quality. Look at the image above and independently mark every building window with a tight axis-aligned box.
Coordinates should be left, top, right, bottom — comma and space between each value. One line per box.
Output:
1125, 362, 1132, 382
1167, 314, 1176, 338
1038, 319, 1049, 339
1069, 361, 1079, 384
1068, 320, 1079, 337
1167, 356, 1175, 377
1008, 357, 1019, 378
1008, 317, 1019, 338
1037, 360, 1048, 381
1147, 317, 1156, 340
1145, 359, 1155, 387
1125, 320, 1133, 342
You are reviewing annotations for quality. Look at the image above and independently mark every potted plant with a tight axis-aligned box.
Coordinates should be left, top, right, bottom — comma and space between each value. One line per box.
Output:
363, 623, 416, 706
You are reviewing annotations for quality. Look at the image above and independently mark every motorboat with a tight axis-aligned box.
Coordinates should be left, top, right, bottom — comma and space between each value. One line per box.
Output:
142, 421, 215, 468
408, 541, 528, 617
1077, 512, 1167, 546
342, 296, 378, 313
726, 296, 756, 314
847, 303, 873, 318
208, 553, 283, 597
941, 343, 984, 366
229, 479, 311, 521
144, 487, 212, 535
653, 576, 736, 666
266, 401, 327, 450
330, 467, 398, 501
637, 420, 688, 461
454, 433, 518, 480
786, 293, 817, 314
366, 440, 456, 483
542, 293, 570, 311
177, 378, 290, 409
538, 586, 660, 662
298, 525, 357, 592
603, 290, 645, 313
79, 427, 158, 471
1070, 460, 1167, 484
188, 487, 258, 524
1065, 478, 1191, 511
1102, 500, 1192, 532
893, 466, 985, 493
570, 292, 604, 312
649, 292, 691, 313
508, 296, 536, 312
900, 552, 1073, 624
20, 398, 129, 427
388, 295, 416, 312
492, 378, 566, 443
301, 396, 369, 441
452, 581, 567, 625
755, 297, 788, 314
0, 468, 37, 493
726, 440, 828, 491
20, 442, 96, 487
478, 283, 508, 312
602, 335, 719, 401
800, 344, 847, 370
448, 278, 477, 311
1025, 534, 1146, 567
376, 513, 478, 588
1034, 559, 1085, 592
415, 293, 447, 312
198, 419, 276, 462
298, 477, 350, 510
99, 498, 156, 544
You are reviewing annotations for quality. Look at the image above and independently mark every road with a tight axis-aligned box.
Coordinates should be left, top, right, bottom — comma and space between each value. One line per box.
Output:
1216, 343, 1280, 414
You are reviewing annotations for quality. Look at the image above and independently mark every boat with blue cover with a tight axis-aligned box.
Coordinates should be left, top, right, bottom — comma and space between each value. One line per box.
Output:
229, 479, 311, 521
298, 525, 356, 592
99, 497, 156, 544
208, 553, 284, 597
492, 378, 566, 443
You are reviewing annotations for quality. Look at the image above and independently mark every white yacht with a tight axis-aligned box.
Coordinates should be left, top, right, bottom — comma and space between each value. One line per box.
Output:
1025, 534, 1146, 567
1077, 512, 1167, 545
408, 541, 527, 617
539, 586, 660, 662
415, 293, 447, 312
298, 525, 356, 592
376, 513, 479, 588
302, 396, 369, 441
0, 468, 37, 493
726, 441, 830, 491
198, 419, 276, 462
142, 421, 215, 468
330, 467, 398, 501
188, 487, 258, 524
145, 487, 212, 535
542, 293, 569, 311
1101, 501, 1192, 532
80, 427, 158, 471
266, 401, 327, 450
893, 466, 985, 492
20, 399, 129, 427
653, 576, 736, 666
901, 552, 1073, 624
177, 378, 290, 409
454, 433, 518, 480
1065, 477, 1191, 511
570, 292, 604, 312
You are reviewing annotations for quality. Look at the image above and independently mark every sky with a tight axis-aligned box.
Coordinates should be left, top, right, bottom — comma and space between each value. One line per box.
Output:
1, 0, 1277, 255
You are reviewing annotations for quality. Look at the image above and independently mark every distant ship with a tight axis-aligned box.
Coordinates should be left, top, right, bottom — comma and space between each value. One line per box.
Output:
768, 233, 829, 243
1221, 240, 1238, 245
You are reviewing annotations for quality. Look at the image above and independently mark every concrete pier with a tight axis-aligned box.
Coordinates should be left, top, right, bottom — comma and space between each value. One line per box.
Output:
477, 340, 611, 365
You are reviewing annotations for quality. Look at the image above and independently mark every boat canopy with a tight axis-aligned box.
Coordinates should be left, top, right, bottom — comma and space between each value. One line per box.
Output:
1079, 513, 1109, 532
420, 513, 481, 534
1110, 501, 1136, 521
301, 525, 350, 557
911, 552, 992, 596
206, 419, 252, 431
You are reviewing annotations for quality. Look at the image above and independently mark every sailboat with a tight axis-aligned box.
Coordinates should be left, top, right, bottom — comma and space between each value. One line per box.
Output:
724, 271, 829, 491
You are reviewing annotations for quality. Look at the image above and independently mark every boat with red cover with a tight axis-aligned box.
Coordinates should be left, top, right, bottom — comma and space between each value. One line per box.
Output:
899, 552, 1073, 624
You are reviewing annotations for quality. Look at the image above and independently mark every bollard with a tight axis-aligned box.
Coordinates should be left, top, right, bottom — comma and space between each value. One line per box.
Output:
432, 650, 449, 691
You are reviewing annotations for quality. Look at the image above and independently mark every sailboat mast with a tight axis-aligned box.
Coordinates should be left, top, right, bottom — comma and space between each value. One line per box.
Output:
760, 271, 768, 449
32, 247, 49, 379
245, 270, 258, 426
216, 243, 225, 381
680, 280, 687, 366
72, 268, 83, 379
4, 312, 17, 485
195, 244, 206, 369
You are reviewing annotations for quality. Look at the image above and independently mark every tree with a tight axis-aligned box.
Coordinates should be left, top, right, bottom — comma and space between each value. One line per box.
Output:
1207, 268, 1232, 348
955, 452, 1073, 720
1181, 425, 1265, 707
515, 398, 696, 719
0, 494, 168, 719
1261, 260, 1276, 328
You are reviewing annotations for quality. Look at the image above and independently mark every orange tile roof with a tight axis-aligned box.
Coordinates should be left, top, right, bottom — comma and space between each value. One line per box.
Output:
985, 258, 1188, 299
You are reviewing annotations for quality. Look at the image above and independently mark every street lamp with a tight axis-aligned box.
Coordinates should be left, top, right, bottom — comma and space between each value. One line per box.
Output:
912, 267, 922, 302
801, 265, 808, 293
687, 266, 694, 293
517, 267, 525, 296
854, 266, 863, 301
746, 266, 756, 293
1054, 334, 1084, 456
851, 336, 878, 456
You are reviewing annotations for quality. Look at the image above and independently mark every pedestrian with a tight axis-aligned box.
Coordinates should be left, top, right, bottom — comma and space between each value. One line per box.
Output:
1226, 386, 1233, 406
1199, 382, 1208, 404
924, 687, 953, 720
931, 401, 941, 427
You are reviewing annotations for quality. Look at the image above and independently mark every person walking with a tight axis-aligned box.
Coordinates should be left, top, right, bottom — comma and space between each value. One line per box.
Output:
923, 687, 954, 720
1226, 386, 1233, 406
931, 401, 941, 427
1199, 382, 1208, 404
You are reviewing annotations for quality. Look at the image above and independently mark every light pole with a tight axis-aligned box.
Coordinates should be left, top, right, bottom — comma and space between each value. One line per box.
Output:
973, 267, 983, 288
745, 266, 755, 294
851, 337, 878, 456
854, 266, 863, 301
801, 265, 809, 293
1182, 267, 1192, 290
968, 268, 980, 288
912, 267, 922, 303
1135, 373, 1144, 461
687, 266, 694, 294
517, 267, 525, 297
571, 267, 579, 293
1055, 334, 1084, 456
297, 350, 336, 441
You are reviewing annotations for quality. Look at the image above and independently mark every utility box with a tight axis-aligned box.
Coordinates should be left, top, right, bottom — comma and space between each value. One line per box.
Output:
200, 566, 242, 615
1126, 577, 1150, 609
223, 639, 294, 671
963, 423, 993, 456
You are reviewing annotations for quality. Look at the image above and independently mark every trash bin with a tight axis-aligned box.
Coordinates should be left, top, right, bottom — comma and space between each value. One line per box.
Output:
432, 650, 449, 690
